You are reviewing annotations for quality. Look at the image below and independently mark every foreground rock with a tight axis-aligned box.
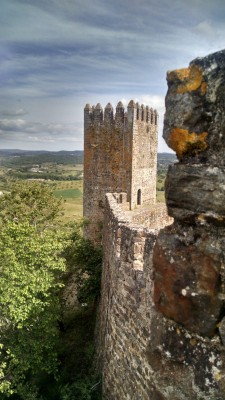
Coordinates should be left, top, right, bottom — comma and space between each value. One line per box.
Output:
154, 49, 225, 338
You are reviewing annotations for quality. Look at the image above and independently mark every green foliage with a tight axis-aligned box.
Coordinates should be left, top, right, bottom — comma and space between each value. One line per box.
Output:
64, 223, 102, 305
0, 183, 67, 397
60, 378, 101, 400
0, 181, 62, 227
55, 306, 101, 400
0, 182, 102, 399
0, 220, 66, 396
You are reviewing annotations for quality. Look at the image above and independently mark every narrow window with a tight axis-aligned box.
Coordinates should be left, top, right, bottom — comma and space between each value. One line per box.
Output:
137, 189, 141, 205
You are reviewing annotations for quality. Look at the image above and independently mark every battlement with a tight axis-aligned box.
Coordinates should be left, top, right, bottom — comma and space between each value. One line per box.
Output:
84, 100, 158, 127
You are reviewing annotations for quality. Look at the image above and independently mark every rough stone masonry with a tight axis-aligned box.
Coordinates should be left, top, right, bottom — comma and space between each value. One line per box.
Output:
154, 49, 225, 338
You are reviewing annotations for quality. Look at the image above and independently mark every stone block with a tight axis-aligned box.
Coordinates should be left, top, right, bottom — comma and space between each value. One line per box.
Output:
166, 164, 225, 224
153, 226, 223, 335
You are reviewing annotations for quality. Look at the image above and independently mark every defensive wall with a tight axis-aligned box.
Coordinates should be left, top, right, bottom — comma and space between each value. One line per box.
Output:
97, 192, 225, 399
95, 49, 225, 399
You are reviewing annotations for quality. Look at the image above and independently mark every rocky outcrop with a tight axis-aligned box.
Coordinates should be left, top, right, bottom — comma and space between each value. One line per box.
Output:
163, 49, 225, 164
154, 49, 225, 338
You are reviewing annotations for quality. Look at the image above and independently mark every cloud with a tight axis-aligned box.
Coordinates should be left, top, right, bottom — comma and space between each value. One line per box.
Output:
195, 20, 215, 37
0, 108, 28, 117
0, 118, 80, 135
0, 118, 83, 149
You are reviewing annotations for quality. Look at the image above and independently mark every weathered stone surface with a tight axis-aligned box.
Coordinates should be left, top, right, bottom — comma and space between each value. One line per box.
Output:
97, 195, 225, 400
166, 163, 225, 224
153, 223, 224, 335
83, 101, 158, 242
154, 49, 225, 339
219, 317, 225, 345
163, 49, 225, 163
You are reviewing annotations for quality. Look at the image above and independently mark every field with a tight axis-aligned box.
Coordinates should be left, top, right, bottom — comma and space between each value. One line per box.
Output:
0, 151, 84, 224
0, 150, 177, 221
50, 179, 83, 223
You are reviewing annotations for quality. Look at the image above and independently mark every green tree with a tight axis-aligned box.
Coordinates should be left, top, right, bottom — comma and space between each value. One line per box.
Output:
0, 181, 62, 227
0, 182, 66, 397
63, 223, 102, 305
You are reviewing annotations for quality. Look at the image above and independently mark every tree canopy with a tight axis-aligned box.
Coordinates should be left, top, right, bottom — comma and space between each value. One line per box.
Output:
0, 182, 66, 398
0, 181, 102, 399
0, 181, 62, 227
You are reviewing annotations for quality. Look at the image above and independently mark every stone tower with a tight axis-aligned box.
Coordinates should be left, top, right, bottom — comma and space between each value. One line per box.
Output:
83, 100, 158, 241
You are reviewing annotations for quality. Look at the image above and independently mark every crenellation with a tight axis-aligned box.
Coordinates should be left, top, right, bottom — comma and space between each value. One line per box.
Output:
93, 103, 103, 124
115, 101, 125, 126
146, 105, 150, 122
154, 109, 158, 125
141, 104, 145, 121
104, 102, 114, 124
84, 103, 93, 130
84, 103, 92, 111
136, 102, 142, 120
127, 100, 136, 123
150, 107, 154, 124
85, 101, 156, 127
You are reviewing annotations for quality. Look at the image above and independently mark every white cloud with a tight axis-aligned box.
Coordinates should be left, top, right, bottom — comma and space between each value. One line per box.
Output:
0, 108, 28, 117
195, 20, 215, 37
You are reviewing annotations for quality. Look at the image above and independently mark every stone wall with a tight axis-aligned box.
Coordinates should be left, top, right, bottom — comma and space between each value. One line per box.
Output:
98, 193, 225, 400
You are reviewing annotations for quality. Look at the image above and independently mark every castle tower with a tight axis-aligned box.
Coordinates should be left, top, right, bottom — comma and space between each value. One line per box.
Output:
83, 100, 158, 241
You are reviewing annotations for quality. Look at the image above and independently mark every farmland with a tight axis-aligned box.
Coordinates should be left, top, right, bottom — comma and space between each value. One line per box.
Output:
0, 150, 176, 222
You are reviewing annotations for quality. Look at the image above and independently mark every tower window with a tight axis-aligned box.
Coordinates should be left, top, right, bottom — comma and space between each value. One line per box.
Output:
137, 189, 141, 205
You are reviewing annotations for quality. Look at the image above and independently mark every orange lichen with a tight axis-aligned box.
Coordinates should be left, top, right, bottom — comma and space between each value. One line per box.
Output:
167, 65, 204, 94
167, 67, 190, 82
168, 128, 208, 158
200, 82, 207, 95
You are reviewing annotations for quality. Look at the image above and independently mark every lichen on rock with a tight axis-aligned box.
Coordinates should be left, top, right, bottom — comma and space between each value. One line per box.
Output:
164, 49, 225, 163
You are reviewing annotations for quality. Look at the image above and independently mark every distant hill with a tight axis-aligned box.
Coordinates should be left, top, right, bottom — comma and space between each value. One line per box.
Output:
0, 149, 49, 156
0, 150, 176, 170
0, 149, 83, 156
0, 150, 84, 166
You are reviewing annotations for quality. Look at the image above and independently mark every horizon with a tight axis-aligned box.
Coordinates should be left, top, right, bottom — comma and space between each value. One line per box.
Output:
0, 148, 175, 155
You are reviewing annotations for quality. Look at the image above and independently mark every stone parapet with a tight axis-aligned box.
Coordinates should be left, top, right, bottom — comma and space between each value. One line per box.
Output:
98, 192, 225, 399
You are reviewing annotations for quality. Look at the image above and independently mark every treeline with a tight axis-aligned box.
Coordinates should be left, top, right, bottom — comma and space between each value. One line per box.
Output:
0, 152, 84, 167
6, 170, 82, 181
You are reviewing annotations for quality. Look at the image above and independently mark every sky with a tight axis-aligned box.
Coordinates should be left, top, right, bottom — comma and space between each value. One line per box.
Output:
1, 0, 225, 152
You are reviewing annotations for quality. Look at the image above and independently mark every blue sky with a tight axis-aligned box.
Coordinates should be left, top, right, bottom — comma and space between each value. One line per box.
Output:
1, 0, 225, 152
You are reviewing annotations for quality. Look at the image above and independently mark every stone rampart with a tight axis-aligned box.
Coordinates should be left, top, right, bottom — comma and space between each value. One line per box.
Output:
98, 193, 225, 399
